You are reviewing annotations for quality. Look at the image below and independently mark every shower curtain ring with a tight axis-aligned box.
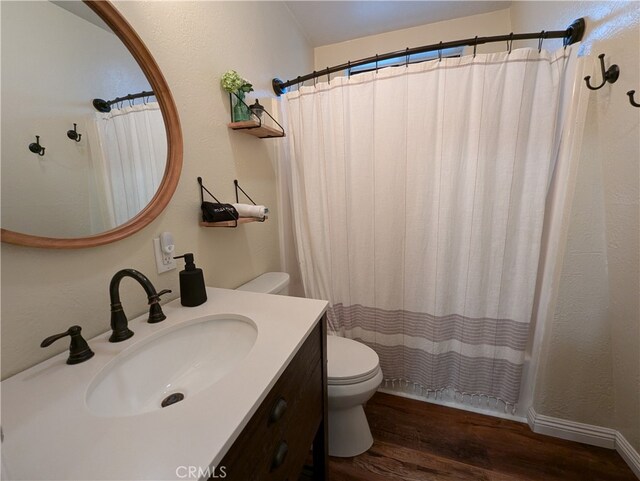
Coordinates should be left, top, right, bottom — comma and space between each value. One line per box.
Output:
438, 41, 443, 61
347, 61, 351, 77
473, 36, 478, 58
538, 31, 545, 53
508, 33, 514, 54
313, 71, 316, 87
375, 54, 379, 72
326, 67, 330, 84
405, 47, 410, 67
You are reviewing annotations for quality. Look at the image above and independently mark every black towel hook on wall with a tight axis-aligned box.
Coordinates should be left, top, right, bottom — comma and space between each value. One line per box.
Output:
627, 90, 640, 108
67, 123, 82, 142
584, 53, 619, 90
28, 135, 45, 156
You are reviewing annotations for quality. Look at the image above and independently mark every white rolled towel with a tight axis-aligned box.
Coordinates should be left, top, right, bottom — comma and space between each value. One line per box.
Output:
232, 203, 269, 219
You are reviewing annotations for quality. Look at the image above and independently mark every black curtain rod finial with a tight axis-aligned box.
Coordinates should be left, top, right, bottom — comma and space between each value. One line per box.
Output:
273, 78, 286, 96
566, 18, 586, 45
93, 98, 111, 113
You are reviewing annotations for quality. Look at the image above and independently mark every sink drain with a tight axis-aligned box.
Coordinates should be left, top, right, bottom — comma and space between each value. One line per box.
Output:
161, 392, 185, 408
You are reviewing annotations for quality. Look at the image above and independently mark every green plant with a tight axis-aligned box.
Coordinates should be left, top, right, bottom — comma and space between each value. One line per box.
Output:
221, 70, 253, 93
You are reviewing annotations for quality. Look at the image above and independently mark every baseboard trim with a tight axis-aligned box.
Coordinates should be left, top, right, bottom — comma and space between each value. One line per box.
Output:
616, 432, 640, 479
527, 407, 616, 448
528, 407, 640, 479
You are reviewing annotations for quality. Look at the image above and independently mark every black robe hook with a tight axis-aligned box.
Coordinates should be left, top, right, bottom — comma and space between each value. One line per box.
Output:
66, 123, 82, 142
584, 54, 619, 90
28, 135, 45, 156
627, 90, 640, 108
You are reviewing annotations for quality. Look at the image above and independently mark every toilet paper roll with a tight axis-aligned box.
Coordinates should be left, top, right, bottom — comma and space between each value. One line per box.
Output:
232, 203, 269, 219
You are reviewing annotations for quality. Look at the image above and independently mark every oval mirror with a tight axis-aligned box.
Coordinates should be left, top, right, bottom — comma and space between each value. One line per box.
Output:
1, 0, 182, 248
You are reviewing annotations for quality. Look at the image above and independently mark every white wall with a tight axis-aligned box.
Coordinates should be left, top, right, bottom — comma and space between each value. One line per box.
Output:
0, 1, 313, 379
510, 1, 639, 451
314, 9, 512, 72
1, 1, 150, 237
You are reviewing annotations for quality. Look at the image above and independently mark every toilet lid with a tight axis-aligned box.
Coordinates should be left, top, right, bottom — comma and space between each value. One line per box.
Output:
327, 336, 380, 385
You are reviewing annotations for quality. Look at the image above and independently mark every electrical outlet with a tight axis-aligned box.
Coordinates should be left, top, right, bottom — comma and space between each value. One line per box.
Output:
153, 237, 176, 274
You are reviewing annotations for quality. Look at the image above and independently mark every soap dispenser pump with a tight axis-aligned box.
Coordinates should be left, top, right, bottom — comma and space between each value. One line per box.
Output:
174, 253, 207, 307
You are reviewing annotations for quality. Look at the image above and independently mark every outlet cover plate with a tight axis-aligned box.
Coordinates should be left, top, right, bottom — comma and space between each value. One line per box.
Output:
153, 237, 176, 274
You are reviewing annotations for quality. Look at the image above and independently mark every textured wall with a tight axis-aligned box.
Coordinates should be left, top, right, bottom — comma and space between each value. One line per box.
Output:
510, 1, 640, 450
0, 1, 313, 379
314, 9, 512, 71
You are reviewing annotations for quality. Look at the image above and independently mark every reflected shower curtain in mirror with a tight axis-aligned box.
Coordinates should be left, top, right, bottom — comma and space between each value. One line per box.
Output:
280, 46, 581, 409
86, 102, 166, 230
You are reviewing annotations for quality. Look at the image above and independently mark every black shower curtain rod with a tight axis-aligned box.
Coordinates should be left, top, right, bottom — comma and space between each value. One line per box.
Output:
272, 18, 585, 96
92, 90, 156, 113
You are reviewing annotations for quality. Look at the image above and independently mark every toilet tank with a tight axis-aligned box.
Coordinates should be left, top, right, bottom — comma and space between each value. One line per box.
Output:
236, 272, 290, 295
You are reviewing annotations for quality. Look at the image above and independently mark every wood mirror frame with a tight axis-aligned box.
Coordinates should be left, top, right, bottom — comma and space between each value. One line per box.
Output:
0, 0, 182, 249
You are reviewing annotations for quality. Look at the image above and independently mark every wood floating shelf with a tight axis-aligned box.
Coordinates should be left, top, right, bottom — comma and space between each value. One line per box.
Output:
228, 120, 285, 139
200, 217, 263, 227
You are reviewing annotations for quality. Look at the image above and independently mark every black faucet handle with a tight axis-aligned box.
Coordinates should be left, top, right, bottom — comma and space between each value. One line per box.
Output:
41, 325, 95, 365
148, 289, 172, 324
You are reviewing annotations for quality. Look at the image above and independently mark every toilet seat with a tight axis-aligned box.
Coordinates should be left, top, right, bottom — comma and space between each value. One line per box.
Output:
327, 336, 381, 386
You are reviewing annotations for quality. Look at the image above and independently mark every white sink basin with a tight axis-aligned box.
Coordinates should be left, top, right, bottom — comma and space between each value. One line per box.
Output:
86, 314, 257, 417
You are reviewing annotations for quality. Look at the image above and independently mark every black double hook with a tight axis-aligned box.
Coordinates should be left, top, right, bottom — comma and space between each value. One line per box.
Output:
627, 90, 640, 108
28, 135, 45, 156
66, 123, 82, 142
584, 53, 619, 90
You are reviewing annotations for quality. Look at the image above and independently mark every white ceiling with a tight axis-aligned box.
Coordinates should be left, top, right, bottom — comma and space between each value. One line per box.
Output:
284, 1, 512, 47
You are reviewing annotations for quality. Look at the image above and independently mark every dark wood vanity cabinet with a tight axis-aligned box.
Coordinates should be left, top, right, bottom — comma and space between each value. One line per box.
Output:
217, 316, 328, 481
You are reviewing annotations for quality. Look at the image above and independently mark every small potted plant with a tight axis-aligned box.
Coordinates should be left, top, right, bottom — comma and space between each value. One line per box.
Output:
221, 70, 253, 122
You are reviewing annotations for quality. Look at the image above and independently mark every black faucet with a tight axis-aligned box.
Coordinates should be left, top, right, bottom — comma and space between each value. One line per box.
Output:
109, 269, 171, 343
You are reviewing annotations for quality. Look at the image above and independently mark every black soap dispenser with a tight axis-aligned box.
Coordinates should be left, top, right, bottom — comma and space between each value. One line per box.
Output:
174, 253, 207, 307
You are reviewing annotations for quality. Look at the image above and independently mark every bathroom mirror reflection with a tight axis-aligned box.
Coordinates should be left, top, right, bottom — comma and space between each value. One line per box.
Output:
1, 1, 168, 240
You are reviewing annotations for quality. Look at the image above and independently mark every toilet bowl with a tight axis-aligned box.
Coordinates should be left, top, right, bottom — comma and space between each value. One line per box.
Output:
237, 272, 382, 457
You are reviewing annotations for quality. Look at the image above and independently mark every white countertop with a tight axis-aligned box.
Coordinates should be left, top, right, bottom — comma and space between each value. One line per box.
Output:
1, 287, 328, 480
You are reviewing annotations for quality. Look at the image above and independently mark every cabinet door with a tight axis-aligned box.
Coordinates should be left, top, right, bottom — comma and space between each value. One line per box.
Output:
218, 322, 323, 481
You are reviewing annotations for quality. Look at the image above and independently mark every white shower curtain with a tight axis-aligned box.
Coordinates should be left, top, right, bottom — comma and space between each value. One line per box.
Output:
86, 102, 167, 230
280, 46, 582, 408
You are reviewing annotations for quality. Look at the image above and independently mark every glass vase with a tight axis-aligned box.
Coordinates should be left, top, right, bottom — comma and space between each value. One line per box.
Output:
232, 91, 251, 122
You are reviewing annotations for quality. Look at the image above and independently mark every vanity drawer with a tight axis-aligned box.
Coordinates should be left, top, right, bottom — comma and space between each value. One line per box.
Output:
218, 321, 324, 481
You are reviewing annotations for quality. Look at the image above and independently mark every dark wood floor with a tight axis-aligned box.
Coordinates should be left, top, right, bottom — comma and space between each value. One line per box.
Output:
329, 392, 637, 481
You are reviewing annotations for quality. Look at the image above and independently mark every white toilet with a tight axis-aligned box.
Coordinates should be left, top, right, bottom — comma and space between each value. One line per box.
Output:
237, 272, 383, 457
